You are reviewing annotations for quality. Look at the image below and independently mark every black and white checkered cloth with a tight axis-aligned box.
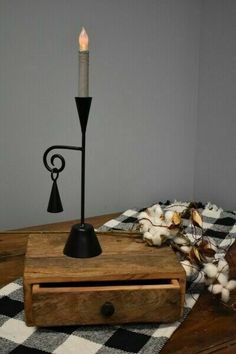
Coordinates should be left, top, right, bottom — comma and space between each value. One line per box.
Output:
0, 201, 235, 354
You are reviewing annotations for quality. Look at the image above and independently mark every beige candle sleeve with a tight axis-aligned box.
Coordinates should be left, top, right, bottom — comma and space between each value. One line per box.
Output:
79, 51, 89, 97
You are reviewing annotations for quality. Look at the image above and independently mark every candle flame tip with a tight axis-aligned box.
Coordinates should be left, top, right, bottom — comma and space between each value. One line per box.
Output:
79, 27, 89, 51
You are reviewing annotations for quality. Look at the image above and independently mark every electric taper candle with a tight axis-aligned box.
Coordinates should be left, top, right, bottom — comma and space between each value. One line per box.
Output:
79, 27, 89, 97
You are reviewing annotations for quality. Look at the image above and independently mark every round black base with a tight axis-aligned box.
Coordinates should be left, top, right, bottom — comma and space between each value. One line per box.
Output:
63, 223, 102, 258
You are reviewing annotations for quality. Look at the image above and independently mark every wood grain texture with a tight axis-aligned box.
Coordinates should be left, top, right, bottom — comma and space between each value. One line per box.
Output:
24, 232, 185, 326
24, 233, 185, 283
195, 338, 236, 354
32, 284, 181, 326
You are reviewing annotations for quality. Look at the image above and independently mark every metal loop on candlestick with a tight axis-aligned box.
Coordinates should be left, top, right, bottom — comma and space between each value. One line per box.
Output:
51, 170, 59, 182
43, 145, 82, 174
50, 154, 65, 173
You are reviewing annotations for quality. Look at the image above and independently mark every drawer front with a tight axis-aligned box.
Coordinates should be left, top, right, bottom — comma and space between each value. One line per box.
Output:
32, 282, 181, 326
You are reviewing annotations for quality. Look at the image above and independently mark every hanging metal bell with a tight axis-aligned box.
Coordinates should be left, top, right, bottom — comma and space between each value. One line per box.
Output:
47, 180, 63, 213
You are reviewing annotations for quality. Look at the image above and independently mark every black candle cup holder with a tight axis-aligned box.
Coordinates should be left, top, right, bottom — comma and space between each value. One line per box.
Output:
43, 97, 102, 258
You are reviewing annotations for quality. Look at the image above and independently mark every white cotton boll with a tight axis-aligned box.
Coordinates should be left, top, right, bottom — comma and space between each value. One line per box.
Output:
139, 219, 148, 226
138, 211, 149, 220
203, 263, 218, 279
143, 231, 154, 239
221, 288, 230, 303
151, 233, 162, 246
150, 226, 170, 238
143, 231, 162, 246
139, 220, 150, 233
152, 215, 163, 225
180, 246, 191, 254
226, 280, 236, 291
218, 273, 228, 287
217, 259, 229, 274
208, 283, 223, 294
212, 204, 223, 212
205, 202, 222, 213
140, 224, 149, 233
149, 226, 159, 236
153, 204, 163, 217
174, 236, 188, 245
147, 204, 163, 218
165, 211, 174, 224
143, 231, 153, 242
146, 207, 155, 217
205, 202, 213, 210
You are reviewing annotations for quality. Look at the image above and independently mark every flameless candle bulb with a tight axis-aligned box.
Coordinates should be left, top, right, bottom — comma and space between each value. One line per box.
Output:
79, 27, 89, 51
78, 27, 89, 97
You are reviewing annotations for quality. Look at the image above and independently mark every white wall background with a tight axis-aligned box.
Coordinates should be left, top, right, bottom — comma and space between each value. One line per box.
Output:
1, 0, 235, 229
194, 0, 236, 210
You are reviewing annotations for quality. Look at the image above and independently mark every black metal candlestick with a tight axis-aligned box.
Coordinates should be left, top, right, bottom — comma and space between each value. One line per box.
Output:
43, 97, 102, 258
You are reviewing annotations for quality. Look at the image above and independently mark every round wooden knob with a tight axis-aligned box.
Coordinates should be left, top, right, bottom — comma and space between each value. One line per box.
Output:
101, 302, 115, 317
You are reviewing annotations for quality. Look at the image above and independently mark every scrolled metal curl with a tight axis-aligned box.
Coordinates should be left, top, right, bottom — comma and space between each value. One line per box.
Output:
43, 145, 82, 174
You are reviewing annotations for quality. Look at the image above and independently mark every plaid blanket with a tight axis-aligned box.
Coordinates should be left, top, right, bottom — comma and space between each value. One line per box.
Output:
0, 201, 235, 354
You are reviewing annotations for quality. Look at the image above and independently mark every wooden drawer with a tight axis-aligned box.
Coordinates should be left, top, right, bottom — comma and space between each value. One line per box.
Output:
24, 233, 186, 326
31, 279, 181, 326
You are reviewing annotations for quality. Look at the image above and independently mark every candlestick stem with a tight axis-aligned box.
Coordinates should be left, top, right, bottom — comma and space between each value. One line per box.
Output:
43, 97, 102, 258
81, 131, 86, 226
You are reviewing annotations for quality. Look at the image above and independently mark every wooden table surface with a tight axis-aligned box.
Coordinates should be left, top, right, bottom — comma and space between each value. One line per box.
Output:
1, 213, 236, 354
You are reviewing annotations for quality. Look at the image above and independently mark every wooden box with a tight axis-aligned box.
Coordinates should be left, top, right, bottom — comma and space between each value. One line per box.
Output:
23, 232, 186, 327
